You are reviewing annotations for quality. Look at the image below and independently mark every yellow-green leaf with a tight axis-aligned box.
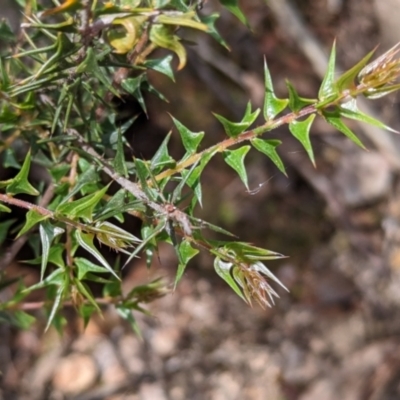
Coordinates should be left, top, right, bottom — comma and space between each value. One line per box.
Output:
107, 16, 144, 54
150, 24, 187, 70
41, 0, 83, 16
156, 13, 208, 32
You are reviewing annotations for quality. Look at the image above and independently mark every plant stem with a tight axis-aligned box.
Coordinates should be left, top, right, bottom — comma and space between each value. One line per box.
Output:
153, 102, 318, 183
0, 193, 54, 217
0, 185, 54, 271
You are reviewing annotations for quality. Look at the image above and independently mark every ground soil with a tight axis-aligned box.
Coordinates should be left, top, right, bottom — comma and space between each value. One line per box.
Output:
2, 1, 400, 399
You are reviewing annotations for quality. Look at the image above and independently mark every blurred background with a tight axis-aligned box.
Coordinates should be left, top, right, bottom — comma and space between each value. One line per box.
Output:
2, 0, 400, 399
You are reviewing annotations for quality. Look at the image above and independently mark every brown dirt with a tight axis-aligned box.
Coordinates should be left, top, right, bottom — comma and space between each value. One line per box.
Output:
2, 1, 400, 399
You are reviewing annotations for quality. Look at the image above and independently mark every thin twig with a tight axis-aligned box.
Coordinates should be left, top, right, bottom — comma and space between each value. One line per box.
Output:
0, 184, 54, 271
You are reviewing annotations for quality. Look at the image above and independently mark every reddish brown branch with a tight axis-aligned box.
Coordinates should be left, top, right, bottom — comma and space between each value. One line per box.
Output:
0, 185, 54, 271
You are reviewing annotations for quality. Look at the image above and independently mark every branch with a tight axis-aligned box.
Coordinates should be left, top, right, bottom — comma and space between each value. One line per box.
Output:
266, 0, 400, 169
0, 184, 54, 271
69, 130, 193, 235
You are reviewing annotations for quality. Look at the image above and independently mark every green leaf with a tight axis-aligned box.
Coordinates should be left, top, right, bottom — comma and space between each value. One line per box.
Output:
182, 167, 202, 209
190, 216, 236, 237
222, 146, 251, 189
286, 81, 316, 113
1, 280, 28, 305
0, 203, 11, 213
39, 221, 64, 281
25, 269, 65, 292
263, 59, 289, 120
251, 138, 286, 176
0, 19, 15, 44
164, 0, 189, 11
76, 47, 119, 96
121, 75, 145, 98
153, 0, 175, 9
95, 189, 127, 221
151, 132, 176, 170
134, 158, 157, 201
222, 241, 286, 261
0, 311, 14, 326
116, 306, 142, 338
11, 311, 36, 330
23, 244, 65, 270
288, 114, 317, 166
144, 56, 175, 81
322, 109, 366, 149
103, 279, 122, 298
45, 282, 66, 332
79, 304, 97, 328
30, 33, 77, 81
74, 279, 101, 313
0, 58, 10, 90
49, 164, 71, 182
96, 190, 145, 222
0, 219, 16, 245
3, 148, 21, 169
318, 40, 338, 100
339, 99, 398, 133
175, 240, 199, 288
363, 83, 400, 99
47, 245, 66, 269
75, 230, 120, 280
49, 313, 67, 335
113, 130, 128, 177
335, 48, 376, 92
219, 0, 249, 27
214, 114, 249, 138
24, 18, 76, 33
214, 257, 245, 301
181, 150, 216, 209
17, 210, 50, 238
200, 13, 229, 49
241, 102, 260, 126
172, 116, 204, 154
214, 102, 260, 138
156, 13, 208, 32
62, 165, 99, 202
75, 258, 109, 280
121, 74, 147, 110
93, 221, 140, 250
56, 185, 109, 222
134, 158, 151, 189
126, 278, 165, 303
171, 159, 200, 204
5, 150, 39, 196
123, 220, 166, 268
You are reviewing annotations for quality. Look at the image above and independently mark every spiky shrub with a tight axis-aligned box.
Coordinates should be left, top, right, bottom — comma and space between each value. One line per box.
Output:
0, 0, 399, 332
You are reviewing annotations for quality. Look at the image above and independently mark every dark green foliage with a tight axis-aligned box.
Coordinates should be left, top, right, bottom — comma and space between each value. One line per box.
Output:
0, 1, 400, 332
